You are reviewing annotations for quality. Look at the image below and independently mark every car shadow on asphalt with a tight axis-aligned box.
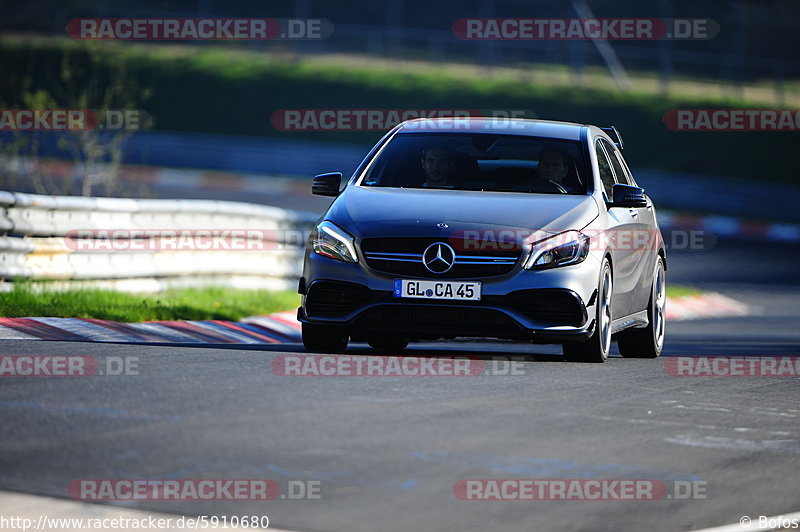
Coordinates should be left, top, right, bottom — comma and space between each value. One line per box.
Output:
94, 339, 570, 362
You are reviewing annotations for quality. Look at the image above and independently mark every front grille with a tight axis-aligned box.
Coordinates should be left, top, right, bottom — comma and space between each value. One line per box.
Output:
305, 281, 372, 317
361, 237, 522, 278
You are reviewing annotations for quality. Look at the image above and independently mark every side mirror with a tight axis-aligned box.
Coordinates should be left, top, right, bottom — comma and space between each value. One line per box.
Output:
312, 172, 342, 197
611, 184, 648, 208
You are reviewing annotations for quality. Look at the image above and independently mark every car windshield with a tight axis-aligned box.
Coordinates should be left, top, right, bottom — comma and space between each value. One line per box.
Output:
360, 133, 588, 195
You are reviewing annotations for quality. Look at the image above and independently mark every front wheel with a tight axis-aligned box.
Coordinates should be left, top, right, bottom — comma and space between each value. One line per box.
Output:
302, 323, 349, 353
563, 259, 613, 363
617, 257, 666, 358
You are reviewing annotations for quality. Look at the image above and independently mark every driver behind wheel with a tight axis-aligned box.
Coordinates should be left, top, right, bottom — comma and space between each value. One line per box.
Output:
537, 148, 571, 189
420, 146, 456, 188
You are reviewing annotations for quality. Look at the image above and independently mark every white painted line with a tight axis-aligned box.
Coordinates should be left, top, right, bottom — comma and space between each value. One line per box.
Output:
0, 490, 302, 532
694, 511, 800, 531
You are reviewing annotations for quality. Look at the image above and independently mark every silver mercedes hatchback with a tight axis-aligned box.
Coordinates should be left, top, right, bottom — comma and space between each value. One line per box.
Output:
299, 118, 666, 362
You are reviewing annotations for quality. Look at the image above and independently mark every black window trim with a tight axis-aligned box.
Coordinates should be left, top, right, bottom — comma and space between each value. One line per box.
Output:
603, 138, 638, 187
594, 138, 618, 203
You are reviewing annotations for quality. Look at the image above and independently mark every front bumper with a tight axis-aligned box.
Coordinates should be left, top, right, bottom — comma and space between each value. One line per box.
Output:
299, 250, 603, 344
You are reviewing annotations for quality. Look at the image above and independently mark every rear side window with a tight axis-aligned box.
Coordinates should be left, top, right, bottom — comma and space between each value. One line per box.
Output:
594, 141, 616, 199
613, 148, 637, 187
601, 139, 631, 185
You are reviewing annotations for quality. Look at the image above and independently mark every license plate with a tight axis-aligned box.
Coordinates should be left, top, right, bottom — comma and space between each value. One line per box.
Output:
394, 279, 481, 301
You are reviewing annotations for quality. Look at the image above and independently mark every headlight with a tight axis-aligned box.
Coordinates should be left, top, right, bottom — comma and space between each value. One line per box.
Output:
312, 221, 358, 263
524, 230, 590, 270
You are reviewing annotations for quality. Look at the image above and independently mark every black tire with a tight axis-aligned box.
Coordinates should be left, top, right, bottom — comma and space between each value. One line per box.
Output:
563, 259, 613, 363
617, 257, 666, 359
302, 323, 349, 353
368, 336, 409, 353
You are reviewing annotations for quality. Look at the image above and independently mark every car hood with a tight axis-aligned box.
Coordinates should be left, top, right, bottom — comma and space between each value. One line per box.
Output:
326, 186, 599, 239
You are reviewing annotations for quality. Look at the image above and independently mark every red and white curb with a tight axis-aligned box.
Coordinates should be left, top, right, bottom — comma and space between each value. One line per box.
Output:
0, 295, 748, 343
665, 292, 750, 321
0, 311, 302, 343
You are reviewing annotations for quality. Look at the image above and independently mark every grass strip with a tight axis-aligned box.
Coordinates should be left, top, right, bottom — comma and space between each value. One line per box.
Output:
0, 285, 300, 322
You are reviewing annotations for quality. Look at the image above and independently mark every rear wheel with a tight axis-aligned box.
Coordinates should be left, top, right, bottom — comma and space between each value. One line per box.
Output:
302, 323, 349, 353
563, 259, 612, 363
617, 257, 666, 358
368, 336, 409, 353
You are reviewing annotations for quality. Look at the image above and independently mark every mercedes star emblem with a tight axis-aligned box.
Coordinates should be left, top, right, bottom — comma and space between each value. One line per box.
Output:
422, 242, 456, 274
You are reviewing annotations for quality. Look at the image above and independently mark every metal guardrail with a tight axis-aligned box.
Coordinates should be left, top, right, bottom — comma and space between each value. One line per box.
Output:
0, 191, 319, 291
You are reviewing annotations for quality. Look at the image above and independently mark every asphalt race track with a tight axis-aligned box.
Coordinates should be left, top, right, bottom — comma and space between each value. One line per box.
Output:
1, 236, 798, 532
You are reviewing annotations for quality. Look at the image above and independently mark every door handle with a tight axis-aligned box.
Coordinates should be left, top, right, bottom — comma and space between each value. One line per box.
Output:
629, 209, 639, 218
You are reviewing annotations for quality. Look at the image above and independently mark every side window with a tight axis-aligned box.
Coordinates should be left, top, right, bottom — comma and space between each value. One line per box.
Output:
614, 149, 637, 187
594, 140, 616, 199
602, 139, 631, 185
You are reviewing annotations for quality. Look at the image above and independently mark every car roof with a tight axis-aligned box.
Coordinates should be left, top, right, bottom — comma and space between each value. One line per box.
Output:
395, 117, 587, 140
